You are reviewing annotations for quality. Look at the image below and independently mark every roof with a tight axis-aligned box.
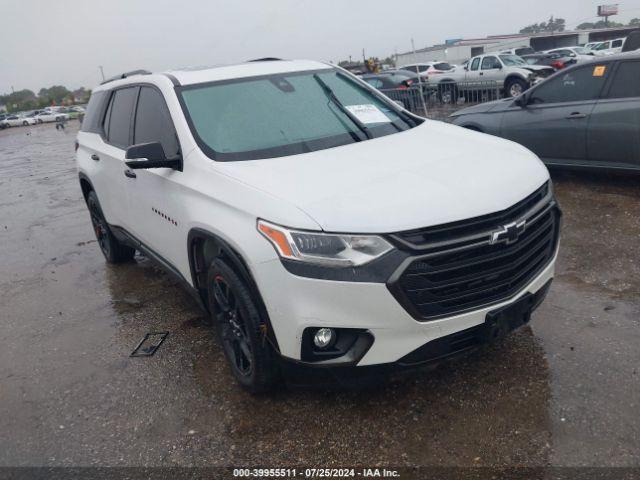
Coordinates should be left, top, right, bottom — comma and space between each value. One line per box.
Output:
94, 59, 333, 91
166, 59, 331, 86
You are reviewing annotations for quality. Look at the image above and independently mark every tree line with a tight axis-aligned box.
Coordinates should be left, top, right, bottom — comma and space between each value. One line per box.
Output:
520, 16, 640, 34
0, 86, 91, 113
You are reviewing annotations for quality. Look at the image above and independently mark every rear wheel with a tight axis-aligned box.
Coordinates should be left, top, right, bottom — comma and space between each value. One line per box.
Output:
438, 83, 458, 104
22, 121, 28, 126
86, 190, 135, 263
207, 258, 278, 393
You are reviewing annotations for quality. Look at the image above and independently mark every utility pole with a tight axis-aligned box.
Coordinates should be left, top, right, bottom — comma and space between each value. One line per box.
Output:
99, 66, 105, 81
410, 38, 429, 118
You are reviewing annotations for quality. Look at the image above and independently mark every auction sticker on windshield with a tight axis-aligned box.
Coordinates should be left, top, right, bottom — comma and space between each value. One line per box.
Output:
345, 104, 390, 124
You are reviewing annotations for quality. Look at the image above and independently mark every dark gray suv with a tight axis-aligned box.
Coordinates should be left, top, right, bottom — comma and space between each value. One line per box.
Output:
451, 52, 640, 172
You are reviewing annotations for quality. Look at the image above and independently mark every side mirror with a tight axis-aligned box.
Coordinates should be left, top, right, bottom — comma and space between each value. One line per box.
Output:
125, 142, 181, 170
514, 94, 528, 108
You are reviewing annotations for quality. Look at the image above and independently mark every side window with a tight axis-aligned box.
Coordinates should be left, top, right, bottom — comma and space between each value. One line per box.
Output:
80, 91, 107, 133
607, 61, 640, 99
105, 87, 137, 149
133, 87, 180, 158
612, 40, 623, 48
470, 58, 481, 71
530, 65, 609, 104
481, 56, 499, 70
363, 78, 383, 89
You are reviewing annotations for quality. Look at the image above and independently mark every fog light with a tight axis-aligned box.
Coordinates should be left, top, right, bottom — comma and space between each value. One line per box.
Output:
313, 328, 334, 349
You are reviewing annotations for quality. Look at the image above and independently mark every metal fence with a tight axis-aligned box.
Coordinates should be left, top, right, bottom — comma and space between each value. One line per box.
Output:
380, 80, 503, 121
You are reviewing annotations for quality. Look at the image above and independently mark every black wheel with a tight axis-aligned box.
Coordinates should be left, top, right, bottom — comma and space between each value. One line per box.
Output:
86, 190, 135, 263
22, 121, 28, 126
207, 258, 278, 393
505, 78, 527, 98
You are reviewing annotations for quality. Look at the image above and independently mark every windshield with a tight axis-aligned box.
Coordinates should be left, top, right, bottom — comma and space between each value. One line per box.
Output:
499, 55, 526, 66
179, 69, 417, 161
595, 42, 610, 51
573, 47, 591, 55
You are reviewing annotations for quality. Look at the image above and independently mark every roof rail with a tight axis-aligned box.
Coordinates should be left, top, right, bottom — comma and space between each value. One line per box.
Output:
247, 57, 283, 62
100, 69, 152, 85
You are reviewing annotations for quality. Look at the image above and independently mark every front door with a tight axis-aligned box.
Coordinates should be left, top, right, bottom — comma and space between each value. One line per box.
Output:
588, 59, 640, 170
500, 63, 611, 162
124, 86, 188, 276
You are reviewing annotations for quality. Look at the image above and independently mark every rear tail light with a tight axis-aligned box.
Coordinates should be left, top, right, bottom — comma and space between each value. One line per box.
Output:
551, 61, 564, 69
398, 84, 408, 90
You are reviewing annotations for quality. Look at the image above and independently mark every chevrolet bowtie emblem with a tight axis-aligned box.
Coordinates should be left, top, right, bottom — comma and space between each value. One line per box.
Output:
490, 220, 526, 245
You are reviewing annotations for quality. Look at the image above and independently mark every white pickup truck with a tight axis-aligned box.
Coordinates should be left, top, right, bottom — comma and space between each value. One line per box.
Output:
428, 54, 555, 101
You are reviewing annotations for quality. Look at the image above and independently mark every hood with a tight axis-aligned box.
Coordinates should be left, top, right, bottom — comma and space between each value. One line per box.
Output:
214, 121, 549, 233
523, 65, 555, 75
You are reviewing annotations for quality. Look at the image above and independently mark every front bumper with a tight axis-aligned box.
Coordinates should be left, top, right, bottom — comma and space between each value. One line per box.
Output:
251, 247, 557, 366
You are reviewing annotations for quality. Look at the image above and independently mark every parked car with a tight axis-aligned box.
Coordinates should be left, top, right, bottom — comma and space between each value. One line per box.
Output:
584, 41, 603, 51
521, 53, 577, 70
593, 38, 626, 56
361, 70, 423, 110
499, 47, 536, 56
621, 30, 640, 52
450, 52, 640, 171
76, 60, 559, 392
399, 61, 456, 80
544, 47, 595, 63
36, 110, 69, 123
431, 54, 554, 100
0, 115, 37, 127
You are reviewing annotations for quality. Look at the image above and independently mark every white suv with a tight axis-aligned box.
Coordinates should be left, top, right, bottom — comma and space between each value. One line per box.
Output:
76, 59, 560, 392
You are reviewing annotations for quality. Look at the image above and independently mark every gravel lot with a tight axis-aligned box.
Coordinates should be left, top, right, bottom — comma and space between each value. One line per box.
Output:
0, 122, 638, 469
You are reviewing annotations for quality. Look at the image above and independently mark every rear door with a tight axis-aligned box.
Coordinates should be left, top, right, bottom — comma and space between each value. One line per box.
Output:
587, 60, 640, 170
91, 87, 138, 230
499, 63, 610, 162
126, 86, 185, 269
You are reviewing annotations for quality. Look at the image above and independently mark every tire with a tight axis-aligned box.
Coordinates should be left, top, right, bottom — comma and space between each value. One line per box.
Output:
86, 190, 135, 263
207, 258, 278, 393
438, 83, 458, 104
22, 121, 28, 126
505, 78, 527, 98
37, 119, 43, 124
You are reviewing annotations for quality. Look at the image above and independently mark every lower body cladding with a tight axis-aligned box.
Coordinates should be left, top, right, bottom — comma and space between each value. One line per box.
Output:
253, 253, 556, 376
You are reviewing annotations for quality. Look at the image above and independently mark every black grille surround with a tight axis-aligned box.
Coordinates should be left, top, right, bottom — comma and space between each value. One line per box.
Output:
386, 182, 561, 321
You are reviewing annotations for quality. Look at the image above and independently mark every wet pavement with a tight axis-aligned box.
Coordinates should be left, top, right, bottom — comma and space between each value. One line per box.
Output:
0, 123, 638, 468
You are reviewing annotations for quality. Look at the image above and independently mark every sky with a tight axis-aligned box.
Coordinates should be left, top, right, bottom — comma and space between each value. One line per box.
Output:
2, 0, 640, 94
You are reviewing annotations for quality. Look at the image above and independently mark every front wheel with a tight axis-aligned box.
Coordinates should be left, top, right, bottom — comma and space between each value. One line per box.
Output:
505, 78, 528, 98
22, 121, 28, 126
207, 258, 278, 393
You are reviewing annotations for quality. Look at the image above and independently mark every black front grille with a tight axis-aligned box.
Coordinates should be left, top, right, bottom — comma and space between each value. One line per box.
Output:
388, 183, 560, 321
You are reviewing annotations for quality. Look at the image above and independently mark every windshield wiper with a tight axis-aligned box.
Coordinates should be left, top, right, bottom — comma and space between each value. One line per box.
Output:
313, 74, 373, 140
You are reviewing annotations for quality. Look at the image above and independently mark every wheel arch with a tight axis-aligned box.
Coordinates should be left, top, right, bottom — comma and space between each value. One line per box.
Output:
187, 228, 280, 352
504, 73, 528, 86
78, 172, 94, 201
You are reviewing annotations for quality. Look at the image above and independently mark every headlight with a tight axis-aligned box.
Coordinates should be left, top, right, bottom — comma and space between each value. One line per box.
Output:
257, 219, 393, 267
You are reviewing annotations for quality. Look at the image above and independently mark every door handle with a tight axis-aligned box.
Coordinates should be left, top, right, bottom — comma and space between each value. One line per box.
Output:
566, 112, 587, 119
91, 154, 100, 161
124, 169, 137, 179
479, 72, 484, 76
